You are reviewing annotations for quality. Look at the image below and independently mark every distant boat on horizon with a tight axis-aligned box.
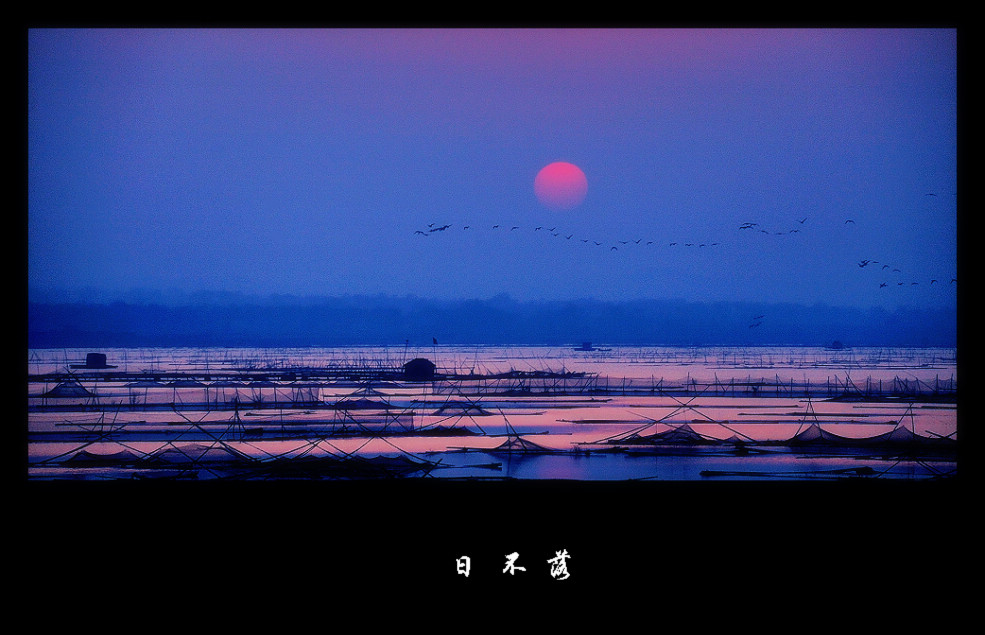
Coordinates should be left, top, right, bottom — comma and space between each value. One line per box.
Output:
574, 342, 611, 352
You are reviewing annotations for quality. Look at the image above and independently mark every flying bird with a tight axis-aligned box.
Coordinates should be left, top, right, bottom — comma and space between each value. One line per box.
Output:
845, 219, 855, 224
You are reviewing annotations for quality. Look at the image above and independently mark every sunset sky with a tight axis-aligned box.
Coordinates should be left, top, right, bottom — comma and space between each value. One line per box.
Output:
28, 28, 958, 311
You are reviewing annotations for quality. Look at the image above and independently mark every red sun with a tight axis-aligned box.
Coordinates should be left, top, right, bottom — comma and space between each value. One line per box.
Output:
534, 161, 588, 210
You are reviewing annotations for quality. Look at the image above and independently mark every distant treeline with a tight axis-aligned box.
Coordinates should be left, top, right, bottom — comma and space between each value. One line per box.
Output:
28, 294, 957, 348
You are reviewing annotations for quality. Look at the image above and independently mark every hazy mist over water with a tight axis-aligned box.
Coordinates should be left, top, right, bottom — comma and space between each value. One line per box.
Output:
28, 292, 957, 349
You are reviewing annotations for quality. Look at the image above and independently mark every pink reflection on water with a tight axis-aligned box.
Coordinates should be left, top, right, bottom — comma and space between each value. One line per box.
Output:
28, 345, 957, 481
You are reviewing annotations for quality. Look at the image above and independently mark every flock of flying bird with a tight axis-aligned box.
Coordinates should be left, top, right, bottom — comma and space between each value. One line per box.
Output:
414, 221, 725, 251
412, 199, 956, 295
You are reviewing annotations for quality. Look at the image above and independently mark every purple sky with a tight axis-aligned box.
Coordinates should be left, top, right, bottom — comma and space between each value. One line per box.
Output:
29, 28, 957, 310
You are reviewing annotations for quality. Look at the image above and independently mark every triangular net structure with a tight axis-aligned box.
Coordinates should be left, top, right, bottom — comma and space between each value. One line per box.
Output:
633, 423, 719, 445
863, 421, 955, 448
492, 435, 553, 453
787, 420, 877, 446
146, 442, 254, 466
41, 381, 94, 398
61, 449, 143, 466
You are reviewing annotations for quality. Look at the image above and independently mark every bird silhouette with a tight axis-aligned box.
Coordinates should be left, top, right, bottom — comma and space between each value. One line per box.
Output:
797, 217, 807, 224
880, 283, 888, 288
845, 219, 855, 224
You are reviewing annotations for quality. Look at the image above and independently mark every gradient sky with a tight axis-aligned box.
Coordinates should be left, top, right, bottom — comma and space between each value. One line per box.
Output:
28, 28, 958, 310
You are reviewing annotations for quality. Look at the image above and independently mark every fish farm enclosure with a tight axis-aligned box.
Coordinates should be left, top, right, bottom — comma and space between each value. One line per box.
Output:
27, 345, 958, 482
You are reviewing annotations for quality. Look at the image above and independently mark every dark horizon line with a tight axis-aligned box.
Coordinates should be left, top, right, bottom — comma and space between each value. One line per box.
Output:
28, 287, 957, 312
28, 293, 958, 349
